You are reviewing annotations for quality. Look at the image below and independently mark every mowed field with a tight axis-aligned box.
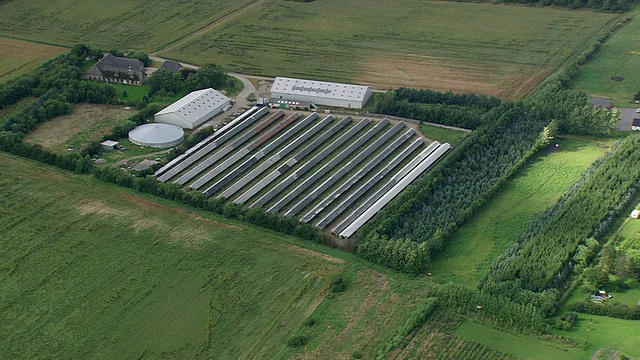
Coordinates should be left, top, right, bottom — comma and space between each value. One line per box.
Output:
0, 37, 65, 82
0, 0, 255, 51
23, 104, 134, 154
571, 9, 640, 107
428, 137, 614, 285
0, 153, 349, 358
161, 0, 615, 98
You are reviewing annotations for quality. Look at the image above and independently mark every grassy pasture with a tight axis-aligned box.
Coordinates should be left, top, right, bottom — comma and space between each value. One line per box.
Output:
419, 123, 468, 145
0, 37, 65, 82
571, 10, 640, 107
0, 0, 255, 51
22, 103, 133, 154
0, 153, 350, 358
162, 0, 614, 98
428, 137, 614, 285
553, 315, 640, 358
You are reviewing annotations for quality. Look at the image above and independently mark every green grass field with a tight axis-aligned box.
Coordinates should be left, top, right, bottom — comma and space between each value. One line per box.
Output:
456, 321, 588, 359
109, 83, 151, 103
419, 124, 469, 145
0, 0, 255, 51
571, 10, 640, 107
0, 153, 349, 358
553, 314, 640, 358
161, 0, 614, 98
0, 37, 66, 82
428, 137, 614, 285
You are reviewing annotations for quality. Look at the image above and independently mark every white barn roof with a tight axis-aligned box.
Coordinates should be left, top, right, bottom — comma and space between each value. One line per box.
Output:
271, 77, 371, 103
155, 88, 230, 127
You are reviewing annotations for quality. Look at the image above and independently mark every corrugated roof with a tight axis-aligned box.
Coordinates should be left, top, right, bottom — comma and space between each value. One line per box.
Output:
270, 77, 370, 102
155, 88, 230, 125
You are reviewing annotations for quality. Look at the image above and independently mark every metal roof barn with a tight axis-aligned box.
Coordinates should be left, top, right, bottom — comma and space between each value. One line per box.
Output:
128, 123, 184, 148
270, 77, 372, 109
154, 88, 231, 129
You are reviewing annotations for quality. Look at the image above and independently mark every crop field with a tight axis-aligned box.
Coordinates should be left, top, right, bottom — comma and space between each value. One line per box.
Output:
428, 137, 614, 285
571, 9, 640, 107
0, 37, 65, 82
22, 104, 134, 154
161, 0, 615, 98
155, 108, 450, 238
0, 0, 255, 51
0, 152, 350, 358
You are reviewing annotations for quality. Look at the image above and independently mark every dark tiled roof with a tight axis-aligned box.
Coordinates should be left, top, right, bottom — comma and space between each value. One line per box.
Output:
160, 60, 182, 72
591, 97, 613, 108
633, 118, 640, 127
98, 53, 144, 71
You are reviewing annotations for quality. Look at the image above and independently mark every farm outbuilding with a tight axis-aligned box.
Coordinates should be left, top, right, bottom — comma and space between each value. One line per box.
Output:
632, 118, 640, 131
100, 140, 119, 151
270, 77, 372, 109
154, 88, 231, 129
128, 123, 184, 148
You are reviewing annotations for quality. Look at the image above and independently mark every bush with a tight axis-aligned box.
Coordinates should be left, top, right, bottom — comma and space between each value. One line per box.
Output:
329, 276, 346, 294
287, 334, 310, 348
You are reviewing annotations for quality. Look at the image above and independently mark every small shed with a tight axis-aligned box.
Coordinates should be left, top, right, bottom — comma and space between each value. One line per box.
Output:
631, 209, 640, 219
591, 97, 613, 109
100, 140, 119, 151
632, 118, 640, 131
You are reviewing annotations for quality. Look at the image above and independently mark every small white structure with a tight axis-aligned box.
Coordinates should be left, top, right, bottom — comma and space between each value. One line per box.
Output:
100, 140, 119, 151
154, 88, 231, 129
631, 209, 640, 219
632, 118, 640, 131
270, 77, 372, 109
128, 123, 184, 148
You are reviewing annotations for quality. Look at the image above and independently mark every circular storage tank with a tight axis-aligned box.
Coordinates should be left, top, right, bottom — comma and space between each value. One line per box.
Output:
128, 123, 184, 148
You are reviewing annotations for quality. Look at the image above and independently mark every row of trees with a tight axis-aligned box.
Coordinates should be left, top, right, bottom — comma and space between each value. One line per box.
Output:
482, 134, 640, 293
356, 234, 429, 274
93, 167, 322, 242
360, 103, 551, 265
145, 64, 237, 99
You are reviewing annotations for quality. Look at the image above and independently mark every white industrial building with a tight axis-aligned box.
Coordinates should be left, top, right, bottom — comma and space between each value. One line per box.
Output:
270, 77, 372, 109
154, 88, 231, 129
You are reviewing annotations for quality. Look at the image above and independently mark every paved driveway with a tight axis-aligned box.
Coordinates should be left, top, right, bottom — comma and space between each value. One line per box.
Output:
618, 107, 639, 131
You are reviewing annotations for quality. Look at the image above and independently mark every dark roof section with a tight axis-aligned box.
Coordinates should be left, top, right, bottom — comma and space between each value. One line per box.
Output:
591, 97, 613, 108
160, 60, 182, 72
98, 53, 144, 71
632, 118, 640, 127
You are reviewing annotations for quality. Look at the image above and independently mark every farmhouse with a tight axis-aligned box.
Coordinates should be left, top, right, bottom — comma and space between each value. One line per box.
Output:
83, 53, 146, 85
632, 118, 640, 131
591, 96, 613, 109
159, 60, 182, 72
154, 88, 231, 129
270, 77, 372, 109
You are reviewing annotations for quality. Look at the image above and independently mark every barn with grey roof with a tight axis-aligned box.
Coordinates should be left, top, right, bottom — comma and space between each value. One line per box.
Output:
154, 88, 231, 129
270, 77, 373, 109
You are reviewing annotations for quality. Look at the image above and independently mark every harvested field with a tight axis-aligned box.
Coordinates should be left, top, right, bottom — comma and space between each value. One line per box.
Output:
161, 0, 615, 98
0, 37, 65, 82
23, 104, 133, 154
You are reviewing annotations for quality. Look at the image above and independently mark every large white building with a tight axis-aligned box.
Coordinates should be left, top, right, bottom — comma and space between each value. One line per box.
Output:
154, 88, 231, 129
270, 77, 372, 109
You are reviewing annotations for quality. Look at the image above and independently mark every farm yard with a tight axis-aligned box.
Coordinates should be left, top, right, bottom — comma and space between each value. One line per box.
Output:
2, 0, 640, 356
161, 0, 616, 98
0, 37, 65, 82
155, 107, 451, 238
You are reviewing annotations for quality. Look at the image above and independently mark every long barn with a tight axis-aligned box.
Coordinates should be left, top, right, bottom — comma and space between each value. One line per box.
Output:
270, 77, 372, 109
154, 88, 231, 129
